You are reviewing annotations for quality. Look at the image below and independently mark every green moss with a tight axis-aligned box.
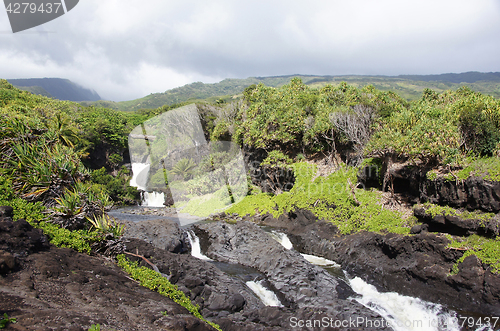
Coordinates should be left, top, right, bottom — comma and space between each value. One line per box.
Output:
426, 170, 438, 180
457, 157, 500, 181
227, 162, 409, 235
117, 255, 221, 331
420, 203, 495, 224
447, 235, 500, 274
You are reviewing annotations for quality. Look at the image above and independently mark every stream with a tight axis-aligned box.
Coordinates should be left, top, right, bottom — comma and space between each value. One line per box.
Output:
124, 164, 497, 330
186, 225, 492, 331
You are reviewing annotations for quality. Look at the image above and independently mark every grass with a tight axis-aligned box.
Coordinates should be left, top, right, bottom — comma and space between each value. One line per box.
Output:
227, 162, 500, 272
227, 162, 410, 235
116, 256, 221, 331
419, 202, 496, 225
426, 156, 500, 182
446, 234, 500, 274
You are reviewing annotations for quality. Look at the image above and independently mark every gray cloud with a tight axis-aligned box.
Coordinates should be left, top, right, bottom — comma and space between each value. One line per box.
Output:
1, 0, 499, 101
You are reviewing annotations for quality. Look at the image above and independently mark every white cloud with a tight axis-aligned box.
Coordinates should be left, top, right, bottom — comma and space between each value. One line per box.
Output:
0, 0, 499, 100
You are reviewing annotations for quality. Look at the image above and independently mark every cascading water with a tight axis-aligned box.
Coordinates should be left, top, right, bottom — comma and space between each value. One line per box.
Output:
269, 230, 293, 250
300, 253, 339, 267
186, 231, 213, 261
268, 231, 472, 331
349, 277, 460, 331
130, 162, 165, 207
245, 280, 283, 307
187, 229, 284, 307
130, 162, 150, 191
142, 191, 165, 207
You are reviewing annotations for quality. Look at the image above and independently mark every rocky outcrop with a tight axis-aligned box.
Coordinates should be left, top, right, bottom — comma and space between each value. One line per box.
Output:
193, 220, 391, 331
414, 205, 500, 237
259, 209, 500, 316
420, 176, 500, 213
359, 160, 500, 212
119, 218, 188, 253
0, 210, 216, 331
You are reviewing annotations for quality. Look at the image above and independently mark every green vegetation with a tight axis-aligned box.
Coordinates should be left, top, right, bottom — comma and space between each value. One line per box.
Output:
447, 235, 500, 274
0, 313, 17, 329
368, 87, 500, 165
86, 213, 126, 238
117, 256, 221, 331
88, 324, 101, 331
228, 162, 411, 235
83, 72, 500, 112
426, 157, 500, 182
0, 80, 214, 328
2, 73, 500, 321
419, 203, 496, 222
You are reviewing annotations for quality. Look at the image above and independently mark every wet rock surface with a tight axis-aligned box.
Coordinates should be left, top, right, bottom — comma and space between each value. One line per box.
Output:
193, 220, 390, 330
259, 209, 500, 316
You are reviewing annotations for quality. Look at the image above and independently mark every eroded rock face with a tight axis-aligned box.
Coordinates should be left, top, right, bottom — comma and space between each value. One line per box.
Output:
421, 176, 500, 213
119, 218, 188, 253
259, 209, 500, 316
193, 221, 390, 330
414, 205, 500, 237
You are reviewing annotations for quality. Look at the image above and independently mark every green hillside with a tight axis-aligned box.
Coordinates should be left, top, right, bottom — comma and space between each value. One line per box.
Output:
86, 72, 500, 112
8, 78, 101, 102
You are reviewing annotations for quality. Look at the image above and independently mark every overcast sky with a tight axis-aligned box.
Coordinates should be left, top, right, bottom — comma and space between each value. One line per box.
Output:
1, 0, 500, 101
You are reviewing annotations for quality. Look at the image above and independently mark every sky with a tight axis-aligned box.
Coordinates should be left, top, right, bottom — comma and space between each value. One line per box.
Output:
1, 0, 500, 101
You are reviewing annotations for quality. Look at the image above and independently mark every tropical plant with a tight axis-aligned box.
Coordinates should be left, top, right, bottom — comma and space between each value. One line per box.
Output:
170, 158, 197, 180
45, 113, 80, 148
86, 213, 125, 238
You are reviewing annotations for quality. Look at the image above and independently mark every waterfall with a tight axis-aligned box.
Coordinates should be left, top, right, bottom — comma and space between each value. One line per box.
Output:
300, 253, 339, 267
130, 162, 150, 191
269, 231, 338, 266
186, 231, 213, 261
348, 277, 461, 331
268, 231, 468, 331
246, 280, 283, 307
269, 230, 293, 250
130, 162, 165, 207
142, 191, 165, 207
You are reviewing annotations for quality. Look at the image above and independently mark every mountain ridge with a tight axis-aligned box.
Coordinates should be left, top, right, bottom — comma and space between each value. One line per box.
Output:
83, 71, 500, 112
7, 78, 101, 102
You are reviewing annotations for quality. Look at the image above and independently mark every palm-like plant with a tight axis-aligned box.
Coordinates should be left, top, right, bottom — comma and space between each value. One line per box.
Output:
45, 113, 80, 148
86, 213, 125, 238
170, 158, 197, 180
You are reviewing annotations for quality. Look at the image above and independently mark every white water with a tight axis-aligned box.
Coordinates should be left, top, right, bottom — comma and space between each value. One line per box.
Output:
142, 191, 165, 207
300, 253, 340, 267
269, 231, 339, 266
130, 162, 150, 191
269, 231, 467, 331
269, 231, 293, 250
246, 280, 283, 307
130, 162, 166, 207
186, 231, 213, 261
349, 277, 461, 331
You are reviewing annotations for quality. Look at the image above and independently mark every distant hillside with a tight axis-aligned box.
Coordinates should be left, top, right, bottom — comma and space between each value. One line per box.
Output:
396, 72, 500, 84
84, 71, 500, 112
8, 78, 101, 102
